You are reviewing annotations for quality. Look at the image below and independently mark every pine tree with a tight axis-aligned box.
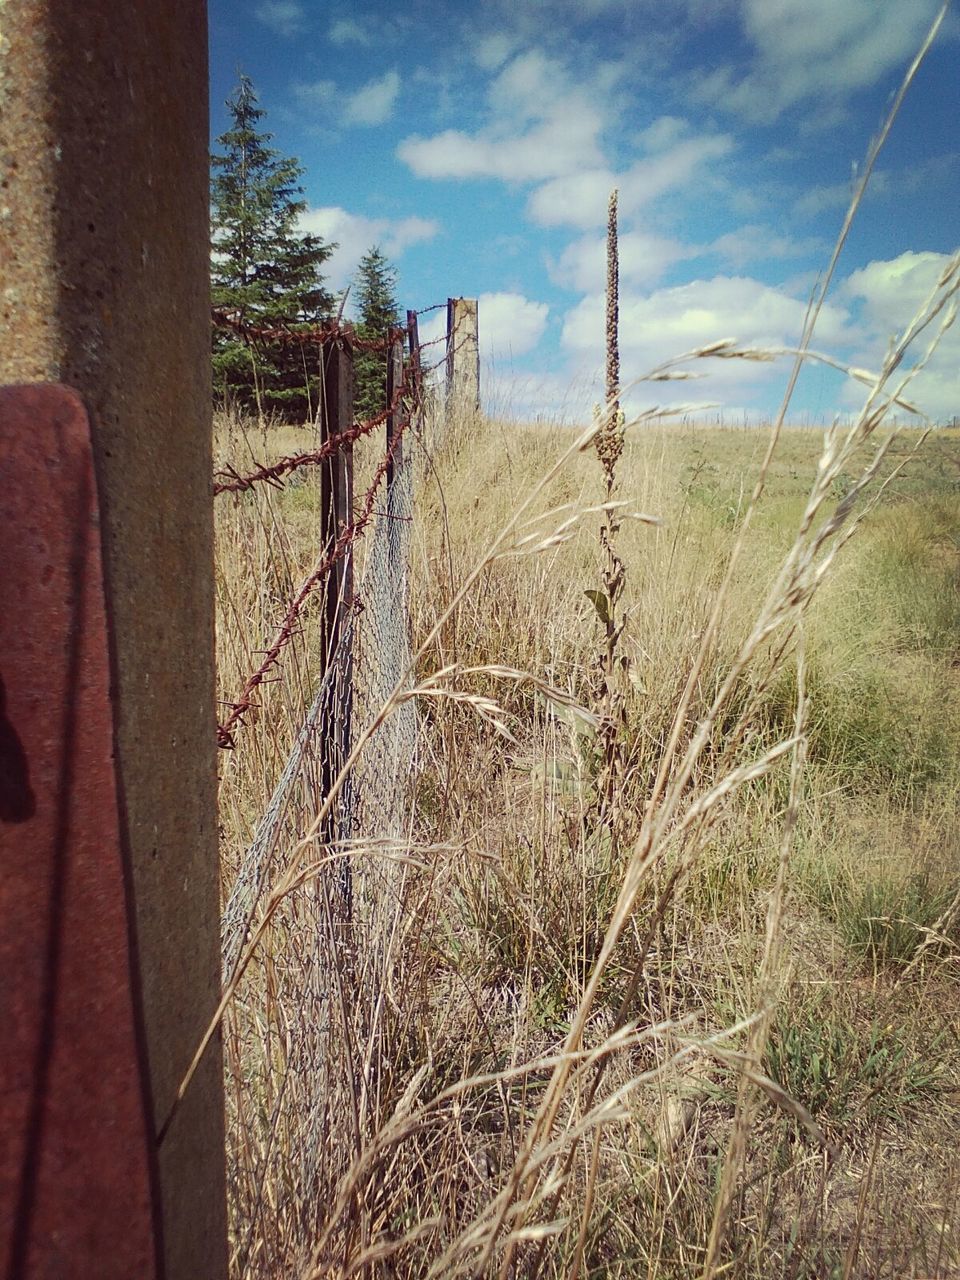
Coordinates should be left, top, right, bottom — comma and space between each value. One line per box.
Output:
353, 246, 401, 422
211, 74, 334, 420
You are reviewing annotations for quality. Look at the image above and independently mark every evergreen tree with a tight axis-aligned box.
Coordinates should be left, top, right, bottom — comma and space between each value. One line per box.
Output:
353, 246, 401, 422
211, 74, 334, 419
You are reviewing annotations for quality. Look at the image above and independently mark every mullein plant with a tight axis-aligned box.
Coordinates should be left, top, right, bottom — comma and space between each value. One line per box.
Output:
591, 189, 629, 840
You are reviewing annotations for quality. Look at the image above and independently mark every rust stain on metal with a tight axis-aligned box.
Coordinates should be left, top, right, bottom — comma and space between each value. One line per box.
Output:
0, 384, 160, 1279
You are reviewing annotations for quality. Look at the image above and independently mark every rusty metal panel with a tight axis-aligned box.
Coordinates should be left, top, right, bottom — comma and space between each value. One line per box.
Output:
0, 384, 160, 1278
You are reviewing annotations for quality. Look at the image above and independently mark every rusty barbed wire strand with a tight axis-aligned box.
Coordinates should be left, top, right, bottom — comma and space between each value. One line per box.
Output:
214, 370, 413, 496
212, 302, 452, 354
212, 307, 409, 355
212, 340, 455, 497
216, 409, 413, 750
211, 301, 471, 748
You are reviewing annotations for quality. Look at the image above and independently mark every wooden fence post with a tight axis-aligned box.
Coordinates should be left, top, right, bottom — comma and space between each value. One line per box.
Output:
406, 310, 422, 394
386, 330, 405, 489
0, 3, 226, 1278
320, 337, 355, 911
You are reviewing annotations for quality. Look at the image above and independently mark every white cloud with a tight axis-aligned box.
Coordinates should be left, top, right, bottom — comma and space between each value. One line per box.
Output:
620, 136, 735, 206
254, 0, 305, 38
493, 48, 573, 119
844, 251, 955, 328
399, 48, 730, 235
483, 368, 596, 423
555, 255, 960, 418
701, 0, 943, 121
527, 134, 734, 229
294, 78, 337, 110
399, 46, 730, 230
416, 292, 549, 364
477, 292, 550, 359
329, 18, 371, 46
550, 231, 699, 292
299, 207, 440, 290
295, 69, 401, 128
709, 225, 824, 269
525, 169, 617, 228
795, 170, 896, 219
472, 32, 518, 70
797, 155, 957, 220
398, 50, 606, 182
344, 70, 401, 126
635, 115, 689, 152
398, 112, 603, 183
840, 251, 960, 418
561, 275, 851, 407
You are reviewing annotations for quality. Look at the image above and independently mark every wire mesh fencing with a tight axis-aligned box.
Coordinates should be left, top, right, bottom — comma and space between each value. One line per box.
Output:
216, 325, 426, 1278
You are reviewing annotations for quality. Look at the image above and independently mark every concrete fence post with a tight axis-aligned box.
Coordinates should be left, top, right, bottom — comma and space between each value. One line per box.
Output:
445, 297, 480, 419
0, 4, 226, 1278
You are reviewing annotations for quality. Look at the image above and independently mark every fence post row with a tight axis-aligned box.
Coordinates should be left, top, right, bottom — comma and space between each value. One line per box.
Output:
0, 3, 226, 1279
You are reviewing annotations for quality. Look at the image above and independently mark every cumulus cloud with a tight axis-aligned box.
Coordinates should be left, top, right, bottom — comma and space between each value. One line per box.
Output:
399, 48, 730, 238
840, 250, 960, 418
635, 115, 689, 152
556, 255, 960, 418
472, 32, 518, 70
344, 70, 401, 126
294, 78, 337, 110
709, 225, 824, 269
295, 70, 401, 127
299, 207, 439, 290
398, 113, 603, 183
700, 0, 944, 121
561, 275, 851, 408
398, 50, 606, 182
526, 134, 733, 230
417, 293, 550, 364
254, 0, 305, 37
477, 292, 550, 358
525, 169, 617, 228
844, 251, 951, 324
329, 18, 371, 46
550, 231, 699, 292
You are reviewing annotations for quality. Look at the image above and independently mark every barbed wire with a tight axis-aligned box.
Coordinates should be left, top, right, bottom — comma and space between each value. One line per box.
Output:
212, 300, 467, 749
212, 307, 409, 355
212, 344, 456, 498
213, 372, 413, 497
216, 408, 412, 750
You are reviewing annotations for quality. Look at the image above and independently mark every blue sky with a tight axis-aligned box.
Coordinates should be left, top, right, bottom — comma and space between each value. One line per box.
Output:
209, 0, 960, 422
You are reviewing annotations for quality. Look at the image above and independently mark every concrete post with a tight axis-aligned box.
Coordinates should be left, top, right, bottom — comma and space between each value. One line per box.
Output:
445, 297, 480, 418
0, 4, 226, 1279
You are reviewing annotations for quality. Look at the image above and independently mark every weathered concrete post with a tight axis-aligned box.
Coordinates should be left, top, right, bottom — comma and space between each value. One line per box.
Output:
445, 297, 480, 418
0, 4, 226, 1279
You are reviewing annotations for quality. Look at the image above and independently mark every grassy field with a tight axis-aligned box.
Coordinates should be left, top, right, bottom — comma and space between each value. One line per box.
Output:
215, 409, 960, 1279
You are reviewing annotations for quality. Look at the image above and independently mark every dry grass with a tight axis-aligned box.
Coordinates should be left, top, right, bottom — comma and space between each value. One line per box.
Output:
214, 399, 960, 1277
209, 20, 960, 1274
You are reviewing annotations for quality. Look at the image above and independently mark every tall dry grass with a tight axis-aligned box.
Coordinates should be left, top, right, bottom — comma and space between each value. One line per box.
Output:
209, 16, 960, 1277
214, 423, 960, 1277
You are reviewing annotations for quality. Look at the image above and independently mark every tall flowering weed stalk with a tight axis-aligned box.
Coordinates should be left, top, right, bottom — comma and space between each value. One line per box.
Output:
591, 189, 629, 837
